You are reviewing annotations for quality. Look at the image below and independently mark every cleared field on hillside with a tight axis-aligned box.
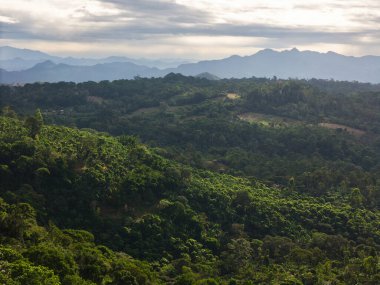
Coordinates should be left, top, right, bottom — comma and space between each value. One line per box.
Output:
318, 123, 366, 136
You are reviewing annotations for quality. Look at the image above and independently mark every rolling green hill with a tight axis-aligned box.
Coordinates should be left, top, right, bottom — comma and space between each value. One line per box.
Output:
2, 76, 380, 200
0, 115, 380, 284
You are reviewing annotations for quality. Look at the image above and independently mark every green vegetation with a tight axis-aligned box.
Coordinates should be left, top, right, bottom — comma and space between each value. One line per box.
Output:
1, 75, 380, 199
0, 112, 379, 284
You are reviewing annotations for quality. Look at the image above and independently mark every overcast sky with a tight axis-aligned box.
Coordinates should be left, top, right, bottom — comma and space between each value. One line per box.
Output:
1, 0, 380, 59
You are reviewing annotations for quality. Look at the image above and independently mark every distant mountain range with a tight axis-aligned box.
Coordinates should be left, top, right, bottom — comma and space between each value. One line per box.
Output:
0, 46, 190, 71
0, 60, 162, 83
1, 46, 380, 84
171, 48, 380, 83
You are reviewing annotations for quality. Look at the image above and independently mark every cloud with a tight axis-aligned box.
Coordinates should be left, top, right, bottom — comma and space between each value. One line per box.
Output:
0, 15, 19, 24
73, 0, 212, 24
1, 0, 380, 58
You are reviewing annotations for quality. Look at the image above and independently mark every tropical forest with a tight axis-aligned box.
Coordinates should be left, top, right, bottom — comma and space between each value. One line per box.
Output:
0, 75, 380, 284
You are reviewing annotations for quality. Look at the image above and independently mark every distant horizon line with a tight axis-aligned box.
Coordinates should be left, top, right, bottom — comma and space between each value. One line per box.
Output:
1, 45, 379, 61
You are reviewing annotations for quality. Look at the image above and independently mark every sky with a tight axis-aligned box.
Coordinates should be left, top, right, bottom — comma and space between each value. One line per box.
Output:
1, 0, 380, 59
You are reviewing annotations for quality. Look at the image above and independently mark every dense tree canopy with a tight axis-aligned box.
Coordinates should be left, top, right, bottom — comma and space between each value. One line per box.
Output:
2, 76, 380, 201
0, 114, 379, 284
1, 75, 380, 283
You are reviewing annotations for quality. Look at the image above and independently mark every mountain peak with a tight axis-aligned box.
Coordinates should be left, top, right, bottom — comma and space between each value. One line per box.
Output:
256, 48, 276, 55
287, 47, 299, 53
0, 46, 54, 61
31, 60, 56, 69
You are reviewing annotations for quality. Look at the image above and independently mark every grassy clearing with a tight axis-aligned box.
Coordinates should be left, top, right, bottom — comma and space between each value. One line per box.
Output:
239, 113, 367, 137
226, 93, 241, 100
238, 112, 299, 127
318, 123, 366, 136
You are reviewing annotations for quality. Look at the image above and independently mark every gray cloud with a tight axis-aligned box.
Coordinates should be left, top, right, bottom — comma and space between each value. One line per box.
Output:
87, 0, 212, 23
350, 13, 380, 25
0, 21, 41, 40
102, 0, 208, 15
59, 19, 380, 47
3, 10, 380, 47
2, 0, 380, 57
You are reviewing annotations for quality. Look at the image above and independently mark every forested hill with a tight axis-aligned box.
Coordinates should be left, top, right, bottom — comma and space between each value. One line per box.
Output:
1, 114, 380, 284
2, 75, 380, 200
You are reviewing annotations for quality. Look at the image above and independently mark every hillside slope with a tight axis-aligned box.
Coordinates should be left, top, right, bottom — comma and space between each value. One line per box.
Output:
1, 115, 380, 284
2, 76, 380, 201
